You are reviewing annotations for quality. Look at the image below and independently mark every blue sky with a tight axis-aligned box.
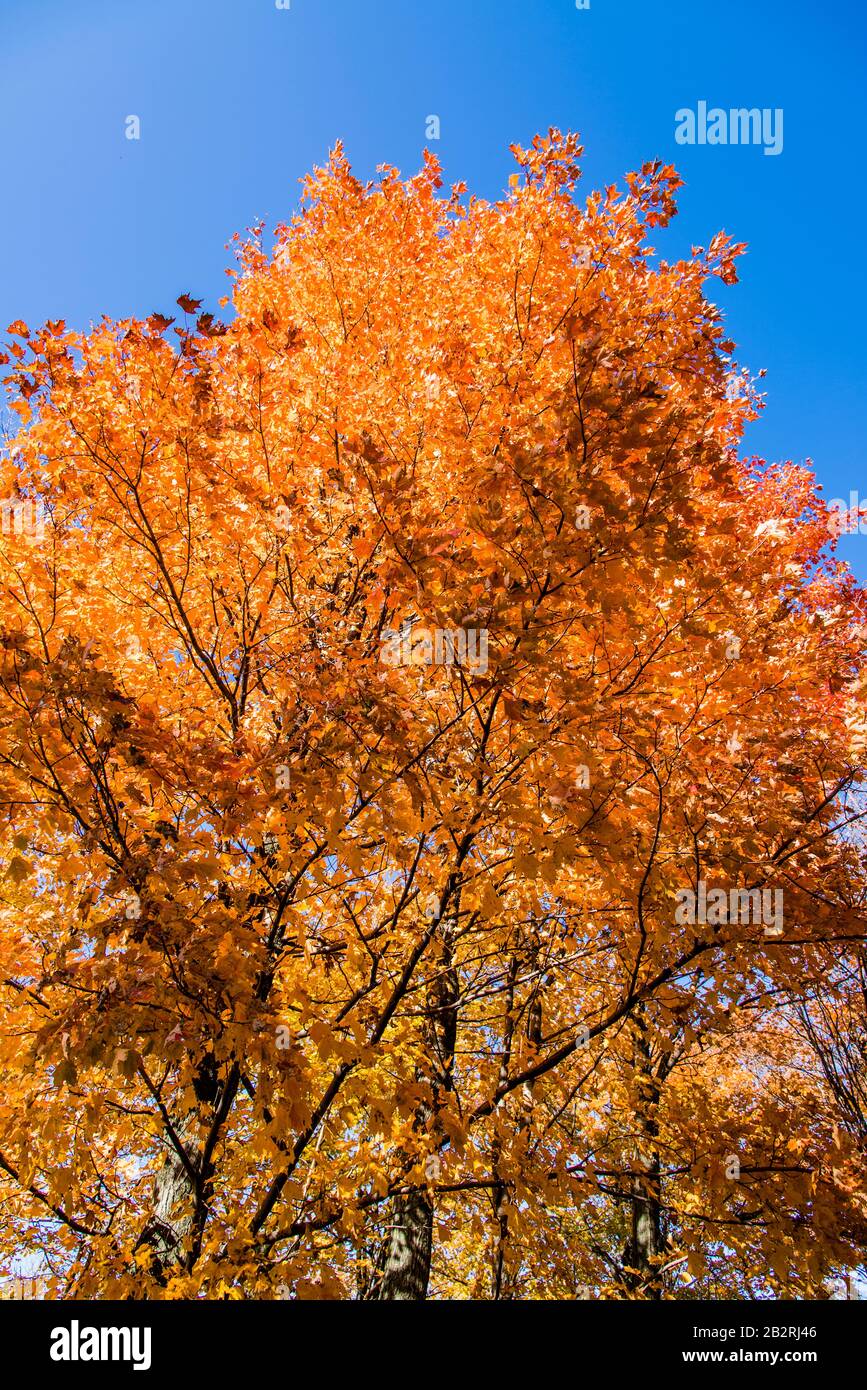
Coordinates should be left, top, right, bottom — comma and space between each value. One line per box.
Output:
1, 0, 864, 580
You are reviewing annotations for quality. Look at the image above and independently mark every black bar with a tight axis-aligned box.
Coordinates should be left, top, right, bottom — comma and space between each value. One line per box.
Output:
0, 1296, 859, 1380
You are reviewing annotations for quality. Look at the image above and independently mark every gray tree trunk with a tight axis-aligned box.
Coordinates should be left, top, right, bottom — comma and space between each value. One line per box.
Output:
134, 1112, 198, 1282
133, 1055, 222, 1284
628, 1155, 664, 1298
377, 908, 459, 1300
377, 1190, 434, 1300
623, 1014, 669, 1298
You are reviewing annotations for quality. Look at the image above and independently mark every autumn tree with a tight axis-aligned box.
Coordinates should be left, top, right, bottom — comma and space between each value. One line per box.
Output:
0, 132, 864, 1300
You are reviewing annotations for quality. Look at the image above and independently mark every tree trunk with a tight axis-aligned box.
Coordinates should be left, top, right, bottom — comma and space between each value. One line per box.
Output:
623, 1013, 669, 1299
490, 953, 518, 1299
377, 1190, 434, 1300
628, 1155, 664, 1298
492, 940, 539, 1299
134, 1113, 197, 1282
377, 904, 459, 1301
133, 1054, 222, 1285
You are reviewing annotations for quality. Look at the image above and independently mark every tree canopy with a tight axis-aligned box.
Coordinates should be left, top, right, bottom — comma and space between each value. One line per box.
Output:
0, 131, 865, 1300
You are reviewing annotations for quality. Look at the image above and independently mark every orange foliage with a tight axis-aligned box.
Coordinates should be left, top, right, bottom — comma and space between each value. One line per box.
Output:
0, 132, 864, 1299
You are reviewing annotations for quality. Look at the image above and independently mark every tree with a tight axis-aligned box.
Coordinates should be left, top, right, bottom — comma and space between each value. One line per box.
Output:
0, 131, 864, 1300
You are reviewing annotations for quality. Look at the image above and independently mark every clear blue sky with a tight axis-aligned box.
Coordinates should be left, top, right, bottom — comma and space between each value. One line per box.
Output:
1, 0, 865, 580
